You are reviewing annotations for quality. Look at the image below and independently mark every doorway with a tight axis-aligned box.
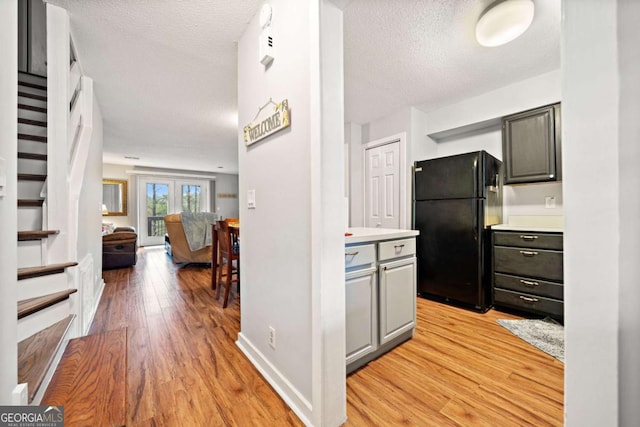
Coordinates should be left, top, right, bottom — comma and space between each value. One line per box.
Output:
138, 177, 210, 246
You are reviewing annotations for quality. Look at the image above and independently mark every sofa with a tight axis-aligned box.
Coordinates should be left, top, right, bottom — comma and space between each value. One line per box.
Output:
102, 226, 138, 269
164, 213, 213, 264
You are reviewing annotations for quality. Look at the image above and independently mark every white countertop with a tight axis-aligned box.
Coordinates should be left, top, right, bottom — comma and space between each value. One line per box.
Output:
492, 224, 564, 233
346, 227, 419, 244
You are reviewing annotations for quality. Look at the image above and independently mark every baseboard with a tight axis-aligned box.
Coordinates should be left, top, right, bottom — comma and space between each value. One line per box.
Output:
236, 333, 313, 426
84, 279, 105, 336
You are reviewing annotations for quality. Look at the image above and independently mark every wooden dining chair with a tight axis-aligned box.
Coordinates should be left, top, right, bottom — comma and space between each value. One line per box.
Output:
215, 220, 239, 308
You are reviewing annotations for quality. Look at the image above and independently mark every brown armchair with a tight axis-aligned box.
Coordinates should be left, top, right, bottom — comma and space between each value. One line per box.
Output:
164, 213, 212, 264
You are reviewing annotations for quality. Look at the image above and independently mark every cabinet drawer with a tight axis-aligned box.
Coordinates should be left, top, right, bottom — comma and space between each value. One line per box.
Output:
493, 231, 563, 250
494, 273, 563, 300
345, 244, 376, 269
494, 247, 563, 281
494, 288, 563, 317
378, 238, 416, 262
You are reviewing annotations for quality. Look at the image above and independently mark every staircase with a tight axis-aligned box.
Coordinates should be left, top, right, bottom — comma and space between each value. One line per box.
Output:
16, 71, 78, 404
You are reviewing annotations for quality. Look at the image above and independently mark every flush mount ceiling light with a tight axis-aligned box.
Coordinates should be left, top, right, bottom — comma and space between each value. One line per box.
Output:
476, 0, 535, 47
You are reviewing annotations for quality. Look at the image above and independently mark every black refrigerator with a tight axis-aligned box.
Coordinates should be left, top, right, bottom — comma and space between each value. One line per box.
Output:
413, 151, 502, 311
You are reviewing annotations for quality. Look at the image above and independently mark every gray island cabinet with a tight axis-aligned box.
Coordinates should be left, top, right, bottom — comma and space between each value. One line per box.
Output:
345, 228, 419, 374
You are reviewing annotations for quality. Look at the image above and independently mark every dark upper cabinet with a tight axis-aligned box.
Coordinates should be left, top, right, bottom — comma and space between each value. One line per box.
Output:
502, 104, 561, 184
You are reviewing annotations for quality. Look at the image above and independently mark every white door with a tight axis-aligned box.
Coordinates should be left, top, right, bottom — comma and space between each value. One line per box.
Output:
139, 178, 172, 246
138, 177, 210, 246
365, 141, 400, 229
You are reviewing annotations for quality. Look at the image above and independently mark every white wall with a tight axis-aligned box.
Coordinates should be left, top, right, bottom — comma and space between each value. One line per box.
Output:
102, 163, 132, 228
346, 122, 363, 226
236, 1, 345, 425
617, 0, 640, 422
425, 69, 561, 137
348, 106, 435, 228
78, 98, 104, 274
46, 5, 70, 263
212, 173, 239, 219
562, 0, 638, 425
0, 0, 18, 404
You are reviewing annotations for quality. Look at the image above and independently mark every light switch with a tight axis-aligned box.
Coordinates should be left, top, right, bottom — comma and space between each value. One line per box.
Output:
247, 189, 256, 209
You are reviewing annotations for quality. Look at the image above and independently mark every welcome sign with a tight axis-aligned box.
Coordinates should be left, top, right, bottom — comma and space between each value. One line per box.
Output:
243, 99, 290, 146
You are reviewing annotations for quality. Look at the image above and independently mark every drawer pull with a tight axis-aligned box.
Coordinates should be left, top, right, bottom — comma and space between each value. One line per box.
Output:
520, 235, 539, 241
345, 251, 359, 257
519, 296, 539, 303
394, 244, 405, 249
519, 250, 538, 257
520, 279, 540, 287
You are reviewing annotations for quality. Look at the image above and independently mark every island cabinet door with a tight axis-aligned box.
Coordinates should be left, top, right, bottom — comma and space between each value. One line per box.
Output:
345, 267, 378, 365
379, 257, 417, 345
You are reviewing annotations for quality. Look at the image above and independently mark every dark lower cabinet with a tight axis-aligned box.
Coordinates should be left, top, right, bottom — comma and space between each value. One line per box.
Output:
492, 230, 564, 319
502, 104, 561, 184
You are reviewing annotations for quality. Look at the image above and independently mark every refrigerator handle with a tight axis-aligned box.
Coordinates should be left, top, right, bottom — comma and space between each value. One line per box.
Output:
473, 200, 479, 241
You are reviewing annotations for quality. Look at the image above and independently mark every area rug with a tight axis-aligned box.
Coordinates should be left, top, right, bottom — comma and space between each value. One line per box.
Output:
497, 317, 565, 363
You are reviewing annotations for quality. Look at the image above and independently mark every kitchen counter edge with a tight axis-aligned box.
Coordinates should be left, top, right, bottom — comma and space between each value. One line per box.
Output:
491, 224, 564, 233
346, 227, 419, 245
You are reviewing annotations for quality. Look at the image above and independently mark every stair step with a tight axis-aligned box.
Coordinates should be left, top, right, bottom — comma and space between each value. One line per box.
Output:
18, 152, 47, 161
18, 199, 44, 207
18, 174, 47, 183
18, 315, 74, 404
18, 230, 59, 241
18, 173, 47, 182
18, 133, 47, 143
41, 328, 126, 426
18, 103, 47, 114
18, 289, 78, 319
18, 262, 78, 281
18, 91, 47, 102
18, 81, 47, 92
18, 118, 47, 128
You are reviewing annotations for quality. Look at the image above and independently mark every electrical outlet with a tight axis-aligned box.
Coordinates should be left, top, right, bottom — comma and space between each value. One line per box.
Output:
268, 326, 276, 349
545, 196, 556, 209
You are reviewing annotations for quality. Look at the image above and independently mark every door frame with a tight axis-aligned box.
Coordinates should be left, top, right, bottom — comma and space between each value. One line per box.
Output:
361, 132, 407, 229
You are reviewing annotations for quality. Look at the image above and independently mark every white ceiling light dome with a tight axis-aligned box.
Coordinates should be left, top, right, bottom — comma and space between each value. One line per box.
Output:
476, 0, 535, 47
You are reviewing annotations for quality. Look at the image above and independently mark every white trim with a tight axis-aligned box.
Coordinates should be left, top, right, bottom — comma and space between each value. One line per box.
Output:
84, 279, 105, 336
126, 170, 217, 180
236, 333, 313, 425
361, 132, 408, 229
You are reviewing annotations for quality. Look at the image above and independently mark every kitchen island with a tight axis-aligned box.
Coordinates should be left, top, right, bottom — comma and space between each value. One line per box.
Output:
345, 227, 419, 373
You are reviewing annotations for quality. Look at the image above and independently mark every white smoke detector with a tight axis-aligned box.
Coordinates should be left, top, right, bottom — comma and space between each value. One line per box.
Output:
260, 4, 272, 29
258, 4, 274, 65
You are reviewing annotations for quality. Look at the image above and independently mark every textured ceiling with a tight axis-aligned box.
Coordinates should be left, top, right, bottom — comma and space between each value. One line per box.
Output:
344, 0, 561, 123
50, 0, 560, 173
50, 0, 261, 174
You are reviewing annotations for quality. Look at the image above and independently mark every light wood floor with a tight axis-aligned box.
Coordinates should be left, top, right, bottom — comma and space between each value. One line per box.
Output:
95, 246, 563, 426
